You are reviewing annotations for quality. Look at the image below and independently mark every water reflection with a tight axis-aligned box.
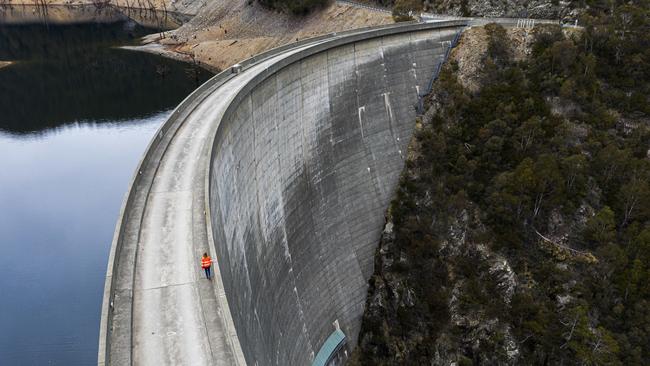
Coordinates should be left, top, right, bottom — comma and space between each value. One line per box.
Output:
0, 22, 211, 135
0, 117, 161, 365
0, 21, 212, 365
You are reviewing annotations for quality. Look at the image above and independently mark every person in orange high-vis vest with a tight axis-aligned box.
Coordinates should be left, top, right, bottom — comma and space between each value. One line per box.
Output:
201, 252, 213, 279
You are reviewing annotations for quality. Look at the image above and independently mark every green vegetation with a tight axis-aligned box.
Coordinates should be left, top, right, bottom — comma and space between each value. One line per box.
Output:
354, 2, 649, 364
257, 0, 331, 14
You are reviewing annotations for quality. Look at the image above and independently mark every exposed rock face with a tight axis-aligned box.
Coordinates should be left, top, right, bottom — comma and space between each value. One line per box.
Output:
348, 82, 527, 362
352, 177, 523, 364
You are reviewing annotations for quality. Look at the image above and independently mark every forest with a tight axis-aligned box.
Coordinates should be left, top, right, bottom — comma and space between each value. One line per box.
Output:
353, 1, 650, 364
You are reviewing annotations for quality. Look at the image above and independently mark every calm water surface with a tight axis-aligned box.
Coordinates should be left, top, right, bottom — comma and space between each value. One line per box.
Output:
0, 22, 212, 365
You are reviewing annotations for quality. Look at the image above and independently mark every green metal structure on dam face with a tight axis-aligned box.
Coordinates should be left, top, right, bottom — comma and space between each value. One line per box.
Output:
99, 20, 467, 366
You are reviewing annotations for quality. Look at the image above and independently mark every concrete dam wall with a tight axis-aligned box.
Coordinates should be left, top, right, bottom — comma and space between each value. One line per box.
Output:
99, 21, 466, 366
207, 25, 462, 365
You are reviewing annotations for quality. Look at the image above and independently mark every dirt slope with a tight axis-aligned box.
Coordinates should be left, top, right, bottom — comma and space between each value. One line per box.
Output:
149, 0, 393, 70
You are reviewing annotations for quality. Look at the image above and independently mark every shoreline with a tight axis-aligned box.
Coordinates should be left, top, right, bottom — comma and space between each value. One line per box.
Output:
119, 42, 221, 73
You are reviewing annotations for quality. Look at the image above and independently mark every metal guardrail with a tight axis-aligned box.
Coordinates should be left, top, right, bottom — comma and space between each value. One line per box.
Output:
99, 19, 467, 366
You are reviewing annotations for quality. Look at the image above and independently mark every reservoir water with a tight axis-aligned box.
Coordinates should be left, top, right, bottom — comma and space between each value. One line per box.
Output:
0, 21, 212, 365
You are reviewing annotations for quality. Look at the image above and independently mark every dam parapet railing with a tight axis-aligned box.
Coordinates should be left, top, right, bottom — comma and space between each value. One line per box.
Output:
99, 19, 467, 366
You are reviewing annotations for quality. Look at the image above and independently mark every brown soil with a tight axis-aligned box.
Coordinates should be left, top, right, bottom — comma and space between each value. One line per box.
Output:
145, 0, 392, 70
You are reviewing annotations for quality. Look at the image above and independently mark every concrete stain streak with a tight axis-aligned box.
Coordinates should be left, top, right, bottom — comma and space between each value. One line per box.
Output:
357, 106, 366, 139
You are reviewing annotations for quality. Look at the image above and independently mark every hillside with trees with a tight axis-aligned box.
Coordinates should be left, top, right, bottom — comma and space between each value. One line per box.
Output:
352, 2, 650, 364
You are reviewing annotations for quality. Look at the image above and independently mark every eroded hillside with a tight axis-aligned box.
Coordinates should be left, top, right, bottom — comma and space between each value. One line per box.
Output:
150, 0, 392, 70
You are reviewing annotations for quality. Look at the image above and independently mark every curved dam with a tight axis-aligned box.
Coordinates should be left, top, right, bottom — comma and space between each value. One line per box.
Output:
99, 20, 466, 366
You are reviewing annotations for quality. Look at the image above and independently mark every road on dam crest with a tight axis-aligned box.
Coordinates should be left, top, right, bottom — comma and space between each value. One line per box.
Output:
99, 20, 468, 366
128, 47, 307, 365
